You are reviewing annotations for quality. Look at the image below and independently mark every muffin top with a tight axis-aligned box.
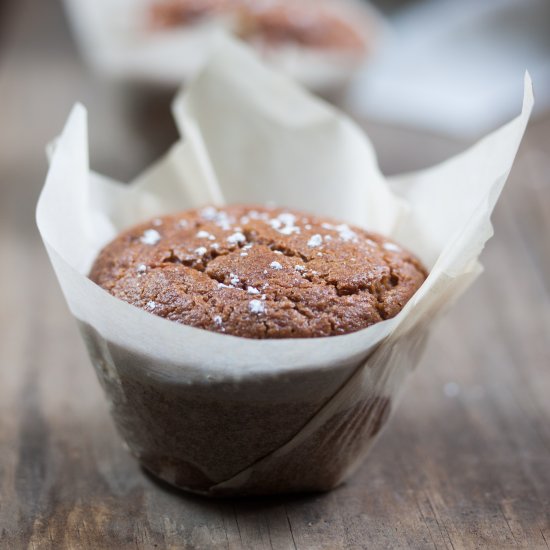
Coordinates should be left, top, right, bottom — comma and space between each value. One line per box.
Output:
90, 205, 427, 339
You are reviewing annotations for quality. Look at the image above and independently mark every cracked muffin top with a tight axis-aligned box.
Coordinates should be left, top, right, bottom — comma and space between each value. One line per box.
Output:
89, 205, 427, 339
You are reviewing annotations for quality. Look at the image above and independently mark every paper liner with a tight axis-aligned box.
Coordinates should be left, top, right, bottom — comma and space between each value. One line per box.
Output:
37, 38, 533, 496
62, 0, 382, 91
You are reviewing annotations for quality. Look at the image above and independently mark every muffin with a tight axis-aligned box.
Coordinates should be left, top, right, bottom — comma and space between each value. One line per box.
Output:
38, 17, 530, 497
149, 0, 367, 53
90, 205, 427, 338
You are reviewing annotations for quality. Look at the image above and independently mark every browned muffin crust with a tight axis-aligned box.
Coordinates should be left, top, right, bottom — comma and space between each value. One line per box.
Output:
89, 205, 427, 339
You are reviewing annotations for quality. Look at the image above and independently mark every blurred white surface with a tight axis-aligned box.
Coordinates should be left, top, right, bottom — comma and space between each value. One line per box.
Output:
349, 0, 550, 137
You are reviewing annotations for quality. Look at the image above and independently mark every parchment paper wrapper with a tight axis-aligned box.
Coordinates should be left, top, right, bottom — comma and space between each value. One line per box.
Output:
37, 39, 533, 496
62, 0, 381, 91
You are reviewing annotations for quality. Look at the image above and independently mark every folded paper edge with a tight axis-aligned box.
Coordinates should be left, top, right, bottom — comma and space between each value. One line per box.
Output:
388, 72, 534, 186
37, 103, 89, 243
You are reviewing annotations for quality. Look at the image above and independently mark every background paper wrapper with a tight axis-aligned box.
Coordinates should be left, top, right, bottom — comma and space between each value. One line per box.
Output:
62, 0, 381, 91
37, 39, 533, 496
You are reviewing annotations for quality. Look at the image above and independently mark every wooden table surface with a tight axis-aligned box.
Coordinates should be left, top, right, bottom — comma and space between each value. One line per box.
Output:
1, 0, 549, 548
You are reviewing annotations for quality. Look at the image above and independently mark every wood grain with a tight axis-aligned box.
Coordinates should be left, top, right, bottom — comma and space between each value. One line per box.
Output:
0, 0, 549, 548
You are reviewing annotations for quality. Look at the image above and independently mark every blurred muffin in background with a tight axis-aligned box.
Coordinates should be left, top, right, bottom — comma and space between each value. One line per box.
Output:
150, 0, 367, 54
62, 0, 381, 91
148, 0, 378, 91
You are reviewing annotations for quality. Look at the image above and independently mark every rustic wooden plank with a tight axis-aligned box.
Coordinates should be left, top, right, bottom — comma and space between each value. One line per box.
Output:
0, 0, 549, 548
